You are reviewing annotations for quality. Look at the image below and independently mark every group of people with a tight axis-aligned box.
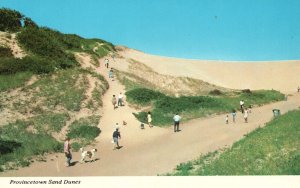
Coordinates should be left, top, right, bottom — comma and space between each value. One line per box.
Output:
226, 100, 251, 124
111, 92, 125, 150
141, 112, 182, 133
111, 92, 124, 110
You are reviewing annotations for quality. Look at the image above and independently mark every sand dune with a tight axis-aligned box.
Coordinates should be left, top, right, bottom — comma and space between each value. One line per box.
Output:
117, 47, 300, 94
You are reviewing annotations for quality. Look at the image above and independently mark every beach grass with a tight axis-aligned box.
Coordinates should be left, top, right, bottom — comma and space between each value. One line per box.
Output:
29, 68, 87, 112
168, 109, 300, 175
29, 113, 69, 133
0, 120, 62, 170
0, 71, 33, 91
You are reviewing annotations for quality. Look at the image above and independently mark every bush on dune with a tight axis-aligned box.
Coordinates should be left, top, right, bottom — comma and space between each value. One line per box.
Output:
127, 88, 285, 126
125, 88, 165, 105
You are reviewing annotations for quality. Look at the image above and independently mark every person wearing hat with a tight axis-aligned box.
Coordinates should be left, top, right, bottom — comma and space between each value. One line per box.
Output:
112, 128, 121, 150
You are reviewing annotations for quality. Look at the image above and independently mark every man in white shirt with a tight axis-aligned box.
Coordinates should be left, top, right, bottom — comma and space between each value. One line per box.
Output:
240, 100, 244, 113
118, 92, 123, 106
173, 113, 181, 132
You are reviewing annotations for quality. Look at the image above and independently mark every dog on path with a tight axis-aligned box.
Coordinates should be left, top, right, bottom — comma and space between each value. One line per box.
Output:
80, 147, 97, 163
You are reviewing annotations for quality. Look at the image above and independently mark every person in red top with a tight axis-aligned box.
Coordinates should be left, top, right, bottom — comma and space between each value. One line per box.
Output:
64, 137, 72, 167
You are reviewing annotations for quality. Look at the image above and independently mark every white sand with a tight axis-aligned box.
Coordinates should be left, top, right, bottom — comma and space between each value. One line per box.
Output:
118, 47, 300, 94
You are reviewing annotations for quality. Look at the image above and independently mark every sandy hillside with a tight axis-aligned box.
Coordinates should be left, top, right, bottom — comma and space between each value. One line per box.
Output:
117, 47, 300, 94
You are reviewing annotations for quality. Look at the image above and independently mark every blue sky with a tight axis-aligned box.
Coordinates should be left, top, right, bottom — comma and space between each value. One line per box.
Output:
1, 0, 300, 61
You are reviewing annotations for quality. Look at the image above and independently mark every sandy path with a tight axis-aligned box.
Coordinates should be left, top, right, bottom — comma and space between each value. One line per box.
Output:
1, 56, 300, 176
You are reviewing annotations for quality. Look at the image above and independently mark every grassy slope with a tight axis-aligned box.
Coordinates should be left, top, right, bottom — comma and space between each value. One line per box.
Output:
169, 109, 300, 175
0, 10, 113, 171
0, 68, 108, 171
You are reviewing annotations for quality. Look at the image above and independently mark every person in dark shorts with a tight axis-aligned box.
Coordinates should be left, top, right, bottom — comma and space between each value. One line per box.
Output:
173, 113, 181, 132
113, 128, 121, 150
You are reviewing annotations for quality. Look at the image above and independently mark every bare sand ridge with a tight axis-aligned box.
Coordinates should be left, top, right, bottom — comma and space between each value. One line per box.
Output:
1, 51, 300, 176
117, 47, 300, 94
0, 32, 26, 59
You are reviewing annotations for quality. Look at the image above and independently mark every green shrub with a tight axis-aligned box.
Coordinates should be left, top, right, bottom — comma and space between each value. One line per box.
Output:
0, 139, 22, 155
71, 142, 81, 152
209, 89, 223, 95
68, 126, 100, 141
0, 8, 37, 32
0, 56, 71, 75
175, 162, 194, 176
17, 27, 78, 68
0, 46, 13, 57
0, 8, 23, 32
125, 88, 165, 105
67, 116, 101, 141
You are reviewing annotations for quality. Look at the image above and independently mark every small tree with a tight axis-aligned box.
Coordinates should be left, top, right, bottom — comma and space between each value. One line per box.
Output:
0, 8, 23, 32
24, 17, 38, 28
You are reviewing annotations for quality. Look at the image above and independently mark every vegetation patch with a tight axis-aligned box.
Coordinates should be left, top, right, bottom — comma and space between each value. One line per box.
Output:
67, 115, 101, 148
30, 113, 69, 133
0, 71, 33, 91
30, 68, 87, 111
125, 88, 165, 106
0, 120, 62, 170
168, 109, 300, 175
0, 46, 13, 57
0, 8, 111, 171
127, 88, 284, 126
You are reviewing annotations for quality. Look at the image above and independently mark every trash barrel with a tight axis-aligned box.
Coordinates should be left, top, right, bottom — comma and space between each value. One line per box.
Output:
272, 109, 281, 117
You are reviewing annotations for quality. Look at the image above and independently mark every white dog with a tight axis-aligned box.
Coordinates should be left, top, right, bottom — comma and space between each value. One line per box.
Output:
80, 147, 97, 163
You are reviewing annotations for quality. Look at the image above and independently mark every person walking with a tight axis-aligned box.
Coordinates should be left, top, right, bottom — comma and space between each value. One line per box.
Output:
231, 110, 237, 123
112, 128, 121, 150
244, 108, 248, 123
173, 113, 181, 132
147, 111, 153, 128
112, 95, 117, 109
240, 100, 245, 113
105, 58, 109, 68
108, 68, 113, 79
64, 137, 72, 167
118, 92, 123, 106
225, 115, 229, 124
